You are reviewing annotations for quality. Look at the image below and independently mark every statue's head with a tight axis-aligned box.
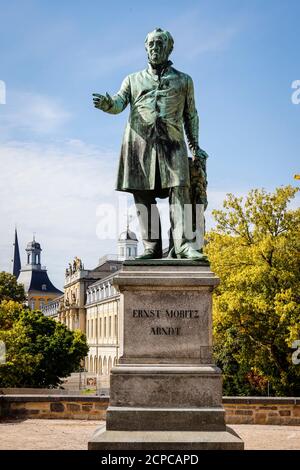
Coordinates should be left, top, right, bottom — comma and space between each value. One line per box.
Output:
145, 28, 174, 66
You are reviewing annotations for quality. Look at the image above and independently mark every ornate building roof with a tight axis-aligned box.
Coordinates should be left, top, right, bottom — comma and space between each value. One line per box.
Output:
17, 236, 62, 296
18, 268, 62, 295
118, 228, 138, 241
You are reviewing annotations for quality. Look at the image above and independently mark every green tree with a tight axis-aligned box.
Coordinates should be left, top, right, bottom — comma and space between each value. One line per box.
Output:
0, 272, 26, 303
0, 301, 89, 388
206, 185, 300, 396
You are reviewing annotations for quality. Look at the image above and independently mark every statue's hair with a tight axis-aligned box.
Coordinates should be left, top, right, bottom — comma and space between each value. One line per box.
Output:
144, 28, 174, 55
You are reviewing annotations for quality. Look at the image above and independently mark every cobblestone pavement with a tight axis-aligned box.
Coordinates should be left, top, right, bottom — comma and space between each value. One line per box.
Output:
0, 420, 299, 450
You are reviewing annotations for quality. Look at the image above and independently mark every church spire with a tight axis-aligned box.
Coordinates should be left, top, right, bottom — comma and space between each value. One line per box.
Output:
12, 228, 21, 279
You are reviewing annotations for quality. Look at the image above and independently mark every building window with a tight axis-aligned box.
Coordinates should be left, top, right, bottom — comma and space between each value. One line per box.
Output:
42, 284, 47, 291
104, 317, 107, 338
115, 315, 118, 340
30, 300, 35, 310
109, 316, 112, 337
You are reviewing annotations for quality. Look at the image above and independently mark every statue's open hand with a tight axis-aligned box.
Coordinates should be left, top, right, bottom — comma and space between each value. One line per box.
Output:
93, 92, 113, 111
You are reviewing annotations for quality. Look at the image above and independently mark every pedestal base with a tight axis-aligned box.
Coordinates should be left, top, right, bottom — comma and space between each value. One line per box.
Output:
88, 424, 244, 450
88, 263, 244, 451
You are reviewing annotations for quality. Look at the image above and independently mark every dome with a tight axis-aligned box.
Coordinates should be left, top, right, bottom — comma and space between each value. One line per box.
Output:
26, 240, 41, 250
118, 229, 138, 241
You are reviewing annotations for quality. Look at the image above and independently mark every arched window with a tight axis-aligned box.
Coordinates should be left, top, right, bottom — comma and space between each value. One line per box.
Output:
103, 357, 107, 375
108, 356, 112, 375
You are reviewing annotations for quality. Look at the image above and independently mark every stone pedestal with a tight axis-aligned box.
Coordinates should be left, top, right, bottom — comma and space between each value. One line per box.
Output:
88, 260, 244, 450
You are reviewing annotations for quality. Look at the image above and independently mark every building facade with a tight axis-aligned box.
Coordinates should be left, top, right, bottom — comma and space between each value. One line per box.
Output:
58, 256, 122, 336
85, 273, 120, 384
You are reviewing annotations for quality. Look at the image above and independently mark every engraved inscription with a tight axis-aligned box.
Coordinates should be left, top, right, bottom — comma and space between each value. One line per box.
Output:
131, 309, 200, 336
150, 326, 181, 336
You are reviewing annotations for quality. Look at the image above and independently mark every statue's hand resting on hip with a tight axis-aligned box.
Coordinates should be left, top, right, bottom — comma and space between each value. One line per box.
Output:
93, 92, 113, 111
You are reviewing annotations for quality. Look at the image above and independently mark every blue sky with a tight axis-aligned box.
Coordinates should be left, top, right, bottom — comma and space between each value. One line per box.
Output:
0, 0, 299, 288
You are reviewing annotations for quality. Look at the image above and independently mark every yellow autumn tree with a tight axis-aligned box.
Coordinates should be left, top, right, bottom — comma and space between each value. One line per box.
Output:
206, 185, 300, 396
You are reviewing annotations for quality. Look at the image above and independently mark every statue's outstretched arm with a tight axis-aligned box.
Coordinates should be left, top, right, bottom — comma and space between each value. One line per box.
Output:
93, 76, 131, 115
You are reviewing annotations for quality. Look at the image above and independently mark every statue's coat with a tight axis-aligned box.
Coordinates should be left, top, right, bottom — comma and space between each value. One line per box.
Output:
104, 62, 200, 192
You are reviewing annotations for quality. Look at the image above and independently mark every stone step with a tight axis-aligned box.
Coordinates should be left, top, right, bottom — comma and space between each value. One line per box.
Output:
106, 406, 226, 431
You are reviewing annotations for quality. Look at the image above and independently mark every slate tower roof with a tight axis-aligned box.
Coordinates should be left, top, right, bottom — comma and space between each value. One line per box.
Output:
17, 236, 62, 296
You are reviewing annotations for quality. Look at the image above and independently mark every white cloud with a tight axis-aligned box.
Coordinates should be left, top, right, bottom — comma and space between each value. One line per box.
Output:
0, 139, 121, 288
0, 91, 71, 135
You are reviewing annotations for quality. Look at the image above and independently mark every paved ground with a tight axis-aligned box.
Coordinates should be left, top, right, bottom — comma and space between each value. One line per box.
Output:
0, 420, 299, 450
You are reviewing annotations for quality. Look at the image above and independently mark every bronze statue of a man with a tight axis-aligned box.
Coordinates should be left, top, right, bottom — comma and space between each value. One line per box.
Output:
93, 28, 207, 260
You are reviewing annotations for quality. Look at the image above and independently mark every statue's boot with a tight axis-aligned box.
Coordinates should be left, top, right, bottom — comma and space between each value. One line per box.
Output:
135, 249, 162, 260
176, 243, 208, 261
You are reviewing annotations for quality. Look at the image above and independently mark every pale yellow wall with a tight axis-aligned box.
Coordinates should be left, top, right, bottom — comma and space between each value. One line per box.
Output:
86, 297, 119, 376
28, 293, 59, 310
